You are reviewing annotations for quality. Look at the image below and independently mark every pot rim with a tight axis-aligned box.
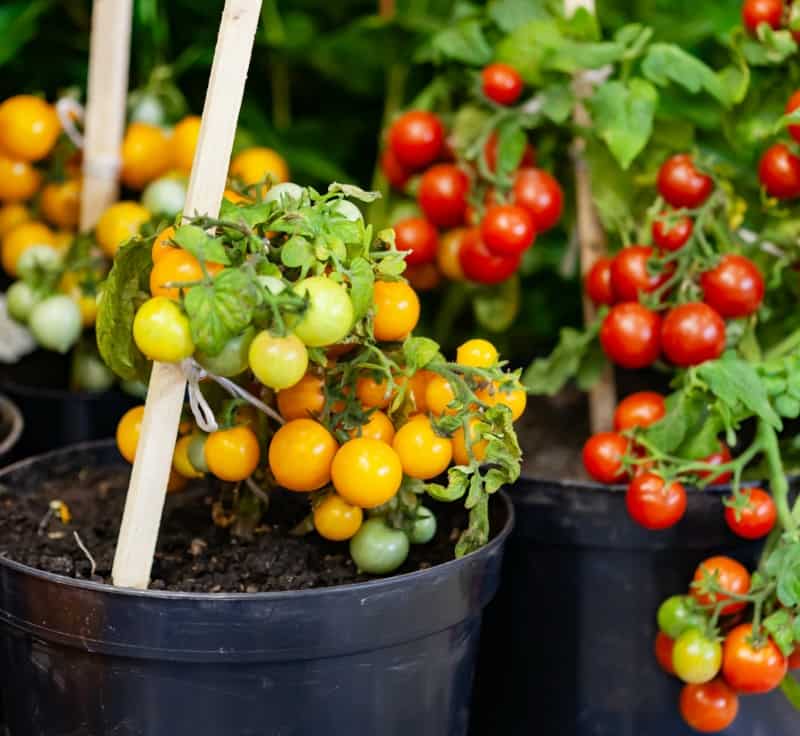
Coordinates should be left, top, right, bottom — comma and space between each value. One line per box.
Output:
0, 439, 514, 602
0, 393, 23, 456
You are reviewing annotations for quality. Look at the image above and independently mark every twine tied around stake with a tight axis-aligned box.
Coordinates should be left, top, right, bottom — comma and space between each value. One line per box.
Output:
181, 358, 284, 433
55, 97, 121, 181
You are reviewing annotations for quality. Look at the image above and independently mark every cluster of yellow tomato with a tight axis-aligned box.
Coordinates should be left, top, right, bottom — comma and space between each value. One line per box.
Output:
116, 335, 525, 547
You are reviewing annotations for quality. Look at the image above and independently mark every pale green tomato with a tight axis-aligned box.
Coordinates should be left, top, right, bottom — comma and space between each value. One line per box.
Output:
29, 295, 82, 354
188, 432, 209, 474
349, 517, 410, 575
264, 182, 304, 207
248, 330, 308, 389
6, 281, 41, 324
196, 327, 255, 377
71, 350, 115, 392
128, 93, 165, 125
120, 379, 148, 398
142, 176, 187, 217
289, 276, 353, 347
133, 296, 194, 363
333, 200, 363, 222
409, 506, 437, 544
17, 245, 61, 281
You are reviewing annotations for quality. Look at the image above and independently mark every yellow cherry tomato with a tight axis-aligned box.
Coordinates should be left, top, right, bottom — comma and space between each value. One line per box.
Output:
408, 369, 435, 414
276, 372, 325, 421
349, 410, 395, 444
204, 425, 260, 482
171, 115, 201, 174
229, 147, 289, 197
173, 434, 204, 479
268, 418, 338, 492
0, 203, 29, 237
476, 381, 527, 421
457, 338, 498, 368
150, 248, 216, 300
121, 122, 172, 190
356, 373, 394, 409
2, 221, 54, 276
437, 228, 467, 281
0, 155, 41, 202
313, 494, 363, 541
425, 374, 457, 416
331, 437, 403, 509
40, 179, 81, 229
152, 225, 176, 263
453, 417, 488, 466
96, 201, 150, 257
0, 95, 60, 162
249, 331, 308, 390
372, 280, 420, 342
392, 415, 453, 480
116, 405, 145, 463
132, 296, 195, 363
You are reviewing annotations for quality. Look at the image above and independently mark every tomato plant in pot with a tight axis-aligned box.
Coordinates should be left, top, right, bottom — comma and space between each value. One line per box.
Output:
0, 177, 522, 734
471, 2, 800, 735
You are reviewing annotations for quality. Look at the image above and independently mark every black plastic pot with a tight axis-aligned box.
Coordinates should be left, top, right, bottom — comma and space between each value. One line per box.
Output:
470, 475, 798, 736
0, 350, 136, 461
0, 441, 512, 736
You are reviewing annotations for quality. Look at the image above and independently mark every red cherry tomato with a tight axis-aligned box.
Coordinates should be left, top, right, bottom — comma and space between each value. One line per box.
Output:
458, 227, 520, 284
626, 473, 687, 530
600, 302, 662, 369
655, 632, 676, 675
722, 624, 787, 694
742, 0, 785, 34
786, 89, 800, 144
698, 443, 733, 485
480, 204, 536, 256
657, 154, 713, 209
700, 254, 764, 318
789, 648, 800, 670
691, 556, 750, 616
511, 167, 563, 232
585, 257, 615, 306
661, 303, 726, 367
388, 110, 444, 170
393, 217, 439, 266
652, 212, 693, 252
381, 148, 412, 189
679, 679, 739, 733
614, 391, 666, 431
759, 143, 800, 199
582, 431, 629, 484
724, 487, 776, 540
481, 63, 524, 105
610, 245, 670, 301
483, 131, 535, 173
418, 163, 470, 228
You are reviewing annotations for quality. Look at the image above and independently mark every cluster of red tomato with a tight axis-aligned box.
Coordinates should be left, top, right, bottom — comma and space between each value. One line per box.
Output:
585, 154, 764, 372
655, 555, 797, 732
742, 0, 800, 38
759, 89, 800, 200
382, 63, 563, 288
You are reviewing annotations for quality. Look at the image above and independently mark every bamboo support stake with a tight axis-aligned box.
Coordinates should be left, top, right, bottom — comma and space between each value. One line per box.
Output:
112, 0, 263, 589
79, 0, 133, 232
565, 0, 617, 433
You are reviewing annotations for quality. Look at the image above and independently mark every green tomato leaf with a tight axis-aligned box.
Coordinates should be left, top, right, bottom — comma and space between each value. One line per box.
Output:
488, 0, 548, 32
183, 269, 259, 356
403, 336, 441, 372
327, 183, 381, 202
641, 43, 731, 107
591, 78, 657, 169
496, 121, 527, 181
539, 83, 575, 124
280, 235, 315, 269
456, 493, 489, 558
741, 27, 798, 66
780, 676, 800, 711
348, 257, 374, 322
473, 276, 520, 333
95, 238, 152, 383
431, 19, 492, 66
643, 394, 704, 455
172, 225, 231, 265
522, 322, 600, 395
427, 466, 470, 502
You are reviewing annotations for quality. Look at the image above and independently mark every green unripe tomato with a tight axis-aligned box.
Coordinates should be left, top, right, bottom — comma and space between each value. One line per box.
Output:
264, 182, 304, 207
17, 245, 61, 281
188, 432, 210, 474
289, 276, 354, 347
29, 295, 82, 354
71, 350, 115, 392
142, 176, 187, 217
6, 281, 42, 324
248, 330, 308, 389
349, 517, 410, 575
133, 296, 194, 363
120, 379, 148, 398
333, 199, 363, 222
196, 327, 255, 377
672, 629, 722, 685
408, 506, 437, 545
658, 595, 707, 639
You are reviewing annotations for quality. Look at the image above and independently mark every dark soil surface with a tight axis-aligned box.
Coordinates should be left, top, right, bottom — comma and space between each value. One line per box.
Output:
0, 465, 481, 593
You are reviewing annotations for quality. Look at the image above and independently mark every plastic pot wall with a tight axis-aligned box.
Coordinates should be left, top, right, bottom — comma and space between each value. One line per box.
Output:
0, 442, 512, 736
0, 351, 136, 461
470, 475, 798, 736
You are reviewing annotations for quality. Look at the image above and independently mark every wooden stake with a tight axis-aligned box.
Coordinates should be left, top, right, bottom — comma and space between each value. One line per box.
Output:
565, 0, 617, 433
79, 0, 133, 232
112, 0, 263, 590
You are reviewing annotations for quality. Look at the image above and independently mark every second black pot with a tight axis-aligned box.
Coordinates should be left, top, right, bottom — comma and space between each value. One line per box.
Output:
471, 475, 798, 736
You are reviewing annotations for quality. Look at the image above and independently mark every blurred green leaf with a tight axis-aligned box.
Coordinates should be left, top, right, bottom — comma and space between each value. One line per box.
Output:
0, 0, 53, 67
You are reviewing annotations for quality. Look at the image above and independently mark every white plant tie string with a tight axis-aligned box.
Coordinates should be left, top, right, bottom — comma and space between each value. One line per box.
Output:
55, 97, 121, 181
181, 358, 284, 434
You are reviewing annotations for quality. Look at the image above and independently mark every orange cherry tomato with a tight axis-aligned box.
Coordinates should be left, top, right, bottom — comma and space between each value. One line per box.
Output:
0, 95, 60, 161
204, 425, 261, 482
152, 225, 176, 263
372, 280, 420, 341
116, 405, 145, 463
392, 415, 453, 479
2, 221, 54, 276
150, 248, 205, 299
408, 369, 436, 414
121, 122, 172, 190
0, 155, 41, 202
349, 410, 395, 444
276, 373, 325, 421
437, 228, 467, 280
268, 418, 338, 492
691, 556, 751, 616
313, 493, 363, 541
40, 179, 81, 229
331, 437, 403, 508
456, 338, 498, 367
426, 374, 457, 415
356, 373, 394, 409
171, 115, 201, 174
475, 381, 527, 421
453, 417, 488, 465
